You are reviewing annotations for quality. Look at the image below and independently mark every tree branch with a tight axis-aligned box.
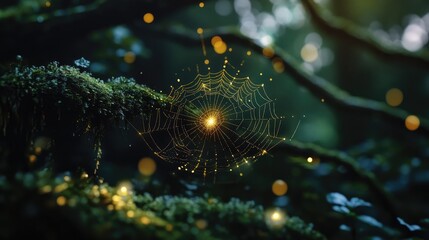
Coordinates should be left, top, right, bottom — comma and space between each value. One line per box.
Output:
0, 62, 397, 223
0, 0, 204, 60
274, 141, 397, 221
140, 25, 429, 136
2, 169, 327, 240
0, 62, 168, 137
300, 0, 429, 69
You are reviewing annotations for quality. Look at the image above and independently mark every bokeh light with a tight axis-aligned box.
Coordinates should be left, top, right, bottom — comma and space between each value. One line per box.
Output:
264, 208, 287, 228
123, 51, 136, 64
143, 13, 154, 24
213, 41, 227, 54
195, 219, 208, 229
306, 156, 320, 166
405, 115, 420, 131
211, 36, 222, 46
117, 181, 133, 195
127, 210, 135, 218
138, 157, 157, 176
56, 196, 67, 206
28, 154, 37, 163
262, 47, 275, 58
272, 179, 288, 196
272, 58, 285, 73
401, 23, 428, 52
301, 43, 319, 63
385, 88, 404, 107
140, 216, 151, 225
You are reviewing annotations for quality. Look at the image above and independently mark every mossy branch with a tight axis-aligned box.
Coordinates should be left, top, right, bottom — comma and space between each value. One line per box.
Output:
0, 62, 167, 136
301, 0, 429, 69
0, 62, 329, 239
1, 62, 395, 222
0, 169, 326, 240
140, 25, 429, 136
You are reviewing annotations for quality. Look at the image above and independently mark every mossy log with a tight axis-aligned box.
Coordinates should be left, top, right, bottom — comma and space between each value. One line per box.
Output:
0, 169, 326, 240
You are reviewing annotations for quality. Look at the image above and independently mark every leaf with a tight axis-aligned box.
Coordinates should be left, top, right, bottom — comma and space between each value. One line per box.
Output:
358, 215, 383, 228
332, 205, 350, 214
397, 217, 421, 231
339, 224, 351, 231
347, 197, 372, 208
326, 193, 371, 210
326, 192, 348, 206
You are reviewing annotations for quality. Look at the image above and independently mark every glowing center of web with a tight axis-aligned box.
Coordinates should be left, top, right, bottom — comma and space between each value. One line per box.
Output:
205, 116, 217, 129
200, 109, 223, 132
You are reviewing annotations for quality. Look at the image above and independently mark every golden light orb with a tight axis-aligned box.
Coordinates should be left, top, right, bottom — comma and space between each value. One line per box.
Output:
143, 13, 154, 24
272, 179, 288, 196
200, 110, 223, 132
205, 116, 217, 128
56, 196, 67, 206
127, 210, 135, 218
213, 41, 227, 54
405, 115, 420, 131
138, 157, 157, 176
28, 154, 37, 163
211, 36, 222, 46
386, 88, 403, 107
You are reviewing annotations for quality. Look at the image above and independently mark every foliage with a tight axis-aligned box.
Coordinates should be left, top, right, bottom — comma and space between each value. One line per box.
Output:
0, 169, 325, 240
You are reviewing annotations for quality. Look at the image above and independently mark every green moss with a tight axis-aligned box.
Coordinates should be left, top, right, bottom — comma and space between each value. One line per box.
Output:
0, 62, 167, 136
0, 169, 326, 240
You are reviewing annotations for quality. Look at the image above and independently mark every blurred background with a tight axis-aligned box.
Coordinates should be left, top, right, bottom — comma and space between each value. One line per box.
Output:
1, 0, 429, 238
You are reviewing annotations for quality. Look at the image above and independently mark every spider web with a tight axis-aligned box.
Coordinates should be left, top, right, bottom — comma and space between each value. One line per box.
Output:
132, 67, 286, 176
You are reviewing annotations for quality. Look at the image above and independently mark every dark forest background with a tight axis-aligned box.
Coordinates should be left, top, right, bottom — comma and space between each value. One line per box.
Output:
1, 0, 429, 239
